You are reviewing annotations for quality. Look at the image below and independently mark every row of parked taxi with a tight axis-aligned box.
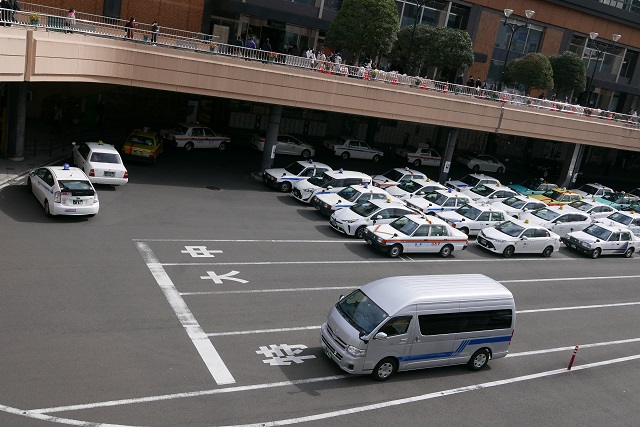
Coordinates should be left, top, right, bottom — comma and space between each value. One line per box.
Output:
262, 160, 640, 259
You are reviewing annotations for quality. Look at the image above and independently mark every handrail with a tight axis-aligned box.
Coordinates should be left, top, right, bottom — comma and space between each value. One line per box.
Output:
1, 6, 639, 131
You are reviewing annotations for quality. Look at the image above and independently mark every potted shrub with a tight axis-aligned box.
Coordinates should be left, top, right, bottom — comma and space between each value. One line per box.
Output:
268, 51, 277, 62
209, 42, 218, 53
29, 13, 40, 25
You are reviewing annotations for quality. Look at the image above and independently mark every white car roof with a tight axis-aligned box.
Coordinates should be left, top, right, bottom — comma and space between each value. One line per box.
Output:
576, 183, 613, 191
83, 142, 119, 153
409, 178, 443, 187
504, 216, 548, 230
362, 198, 407, 209
347, 184, 390, 194
48, 166, 91, 180
403, 213, 450, 226
296, 160, 332, 169
588, 222, 634, 233
325, 169, 372, 179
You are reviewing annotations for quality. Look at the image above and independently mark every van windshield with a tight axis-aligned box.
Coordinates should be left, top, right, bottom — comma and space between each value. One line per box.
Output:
336, 289, 388, 335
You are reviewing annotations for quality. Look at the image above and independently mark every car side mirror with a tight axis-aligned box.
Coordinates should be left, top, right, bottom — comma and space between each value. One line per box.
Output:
338, 294, 344, 301
375, 215, 382, 220
521, 236, 528, 240
373, 332, 388, 341
326, 186, 333, 190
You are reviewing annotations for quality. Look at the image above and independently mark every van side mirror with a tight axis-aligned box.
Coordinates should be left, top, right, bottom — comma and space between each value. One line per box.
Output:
373, 332, 388, 340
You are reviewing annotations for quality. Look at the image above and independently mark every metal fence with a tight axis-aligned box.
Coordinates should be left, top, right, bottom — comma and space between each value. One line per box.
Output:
2, 5, 639, 130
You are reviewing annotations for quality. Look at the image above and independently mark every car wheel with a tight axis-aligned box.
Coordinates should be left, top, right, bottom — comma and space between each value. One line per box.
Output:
184, 142, 194, 152
590, 248, 601, 259
280, 182, 292, 193
44, 200, 51, 217
502, 245, 515, 258
355, 226, 366, 239
341, 152, 350, 160
372, 155, 381, 163
372, 357, 397, 381
413, 159, 421, 167
624, 247, 634, 258
439, 244, 453, 258
459, 227, 470, 236
467, 348, 490, 371
497, 167, 505, 173
301, 149, 311, 159
218, 142, 227, 151
472, 164, 480, 172
542, 245, 554, 257
388, 244, 403, 258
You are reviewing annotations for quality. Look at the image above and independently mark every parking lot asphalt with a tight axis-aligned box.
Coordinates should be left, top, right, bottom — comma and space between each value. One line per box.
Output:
1, 144, 640, 426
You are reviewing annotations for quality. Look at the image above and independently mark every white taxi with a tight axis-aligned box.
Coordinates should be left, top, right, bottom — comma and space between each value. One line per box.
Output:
386, 178, 446, 201
436, 202, 509, 236
562, 223, 638, 259
291, 169, 373, 203
329, 199, 415, 238
476, 218, 561, 258
572, 183, 614, 199
395, 144, 441, 167
71, 141, 128, 186
362, 214, 468, 258
371, 167, 426, 189
161, 122, 231, 152
519, 206, 592, 237
27, 164, 99, 217
445, 173, 500, 192
323, 136, 384, 162
568, 200, 618, 220
312, 184, 395, 216
491, 195, 547, 218
404, 189, 472, 215
595, 211, 640, 237
251, 133, 315, 158
262, 160, 332, 192
461, 183, 519, 203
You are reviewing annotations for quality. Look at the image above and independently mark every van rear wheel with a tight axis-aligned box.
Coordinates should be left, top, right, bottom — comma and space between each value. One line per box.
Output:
372, 357, 397, 381
467, 348, 490, 371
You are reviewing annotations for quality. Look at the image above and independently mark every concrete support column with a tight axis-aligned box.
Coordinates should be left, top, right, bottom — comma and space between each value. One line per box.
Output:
557, 143, 584, 188
7, 82, 26, 161
438, 128, 459, 184
260, 104, 283, 172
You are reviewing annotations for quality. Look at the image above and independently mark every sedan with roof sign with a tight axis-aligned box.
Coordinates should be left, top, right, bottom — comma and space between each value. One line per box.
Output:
562, 223, 638, 259
476, 218, 560, 258
329, 199, 415, 238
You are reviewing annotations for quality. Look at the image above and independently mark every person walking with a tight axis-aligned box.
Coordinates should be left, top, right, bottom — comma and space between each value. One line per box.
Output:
65, 8, 76, 34
245, 36, 256, 60
151, 20, 159, 44
261, 37, 272, 52
124, 17, 135, 39
9, 0, 18, 24
231, 35, 243, 56
466, 75, 474, 87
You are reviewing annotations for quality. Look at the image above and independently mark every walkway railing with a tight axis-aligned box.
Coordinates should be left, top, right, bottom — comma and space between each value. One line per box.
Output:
2, 5, 639, 130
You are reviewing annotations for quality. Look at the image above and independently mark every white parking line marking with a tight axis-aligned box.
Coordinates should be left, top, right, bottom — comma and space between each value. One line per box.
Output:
204, 301, 640, 336
507, 337, 640, 357
135, 242, 235, 385
221, 354, 640, 427
502, 275, 640, 283
26, 351, 640, 420
162, 257, 579, 266
133, 239, 354, 242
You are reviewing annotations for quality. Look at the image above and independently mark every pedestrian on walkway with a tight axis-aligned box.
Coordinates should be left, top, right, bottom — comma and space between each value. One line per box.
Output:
151, 20, 159, 44
9, 0, 18, 23
466, 75, 474, 87
124, 17, 135, 39
65, 8, 76, 34
261, 37, 271, 52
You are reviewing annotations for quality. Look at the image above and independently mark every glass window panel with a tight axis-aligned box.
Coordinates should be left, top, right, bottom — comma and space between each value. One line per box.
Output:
569, 35, 586, 56
600, 48, 624, 75
323, 0, 342, 12
401, 4, 418, 28
447, 4, 470, 30
621, 50, 638, 79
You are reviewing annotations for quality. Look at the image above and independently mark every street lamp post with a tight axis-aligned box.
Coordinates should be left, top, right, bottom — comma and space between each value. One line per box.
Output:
586, 32, 621, 108
497, 8, 535, 91
408, 0, 428, 75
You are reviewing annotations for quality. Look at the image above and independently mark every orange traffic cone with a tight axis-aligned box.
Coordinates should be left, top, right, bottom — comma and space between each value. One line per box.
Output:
608, 112, 613, 120
501, 94, 507, 102
420, 80, 427, 90
443, 83, 449, 94
392, 76, 398, 85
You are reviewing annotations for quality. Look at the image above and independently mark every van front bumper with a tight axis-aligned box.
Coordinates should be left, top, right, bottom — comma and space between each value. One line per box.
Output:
320, 324, 367, 374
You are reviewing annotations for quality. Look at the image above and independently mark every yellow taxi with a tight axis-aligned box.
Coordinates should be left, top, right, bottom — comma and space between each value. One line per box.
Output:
121, 128, 164, 163
531, 188, 582, 206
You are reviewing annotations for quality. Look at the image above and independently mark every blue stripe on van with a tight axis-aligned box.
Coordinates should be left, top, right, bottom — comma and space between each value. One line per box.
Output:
397, 335, 511, 362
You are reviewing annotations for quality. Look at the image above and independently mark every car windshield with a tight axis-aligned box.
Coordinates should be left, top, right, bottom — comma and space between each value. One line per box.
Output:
460, 175, 482, 186
128, 135, 155, 147
532, 208, 560, 221
172, 124, 189, 135
307, 173, 331, 187
460, 206, 482, 220
59, 180, 93, 191
495, 221, 525, 237
602, 192, 624, 203
569, 201, 592, 212
351, 202, 379, 217
397, 180, 423, 193
577, 184, 600, 194
470, 185, 494, 197
382, 170, 403, 182
629, 189, 640, 198
284, 162, 305, 175
519, 179, 543, 191
335, 289, 388, 336
90, 152, 121, 163
502, 197, 526, 209
542, 190, 566, 201
606, 212, 633, 225
583, 224, 613, 240
424, 192, 447, 206
338, 187, 363, 202
389, 216, 420, 235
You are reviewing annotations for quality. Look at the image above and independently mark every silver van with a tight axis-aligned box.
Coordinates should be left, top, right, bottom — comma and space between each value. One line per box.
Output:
320, 275, 515, 380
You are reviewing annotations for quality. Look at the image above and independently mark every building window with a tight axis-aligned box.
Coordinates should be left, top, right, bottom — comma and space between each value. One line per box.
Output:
323, 0, 343, 12
447, 4, 470, 30
620, 50, 638, 79
103, 0, 121, 19
583, 45, 624, 76
494, 22, 543, 54
569, 35, 587, 56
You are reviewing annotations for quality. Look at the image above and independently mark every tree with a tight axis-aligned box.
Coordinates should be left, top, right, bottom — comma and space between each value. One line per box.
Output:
503, 53, 554, 95
549, 51, 587, 96
389, 25, 473, 77
325, 0, 399, 65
